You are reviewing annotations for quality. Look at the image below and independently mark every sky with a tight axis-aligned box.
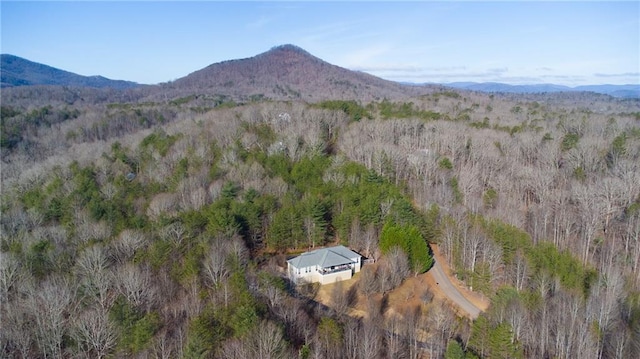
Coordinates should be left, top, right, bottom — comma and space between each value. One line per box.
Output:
2, 1, 639, 86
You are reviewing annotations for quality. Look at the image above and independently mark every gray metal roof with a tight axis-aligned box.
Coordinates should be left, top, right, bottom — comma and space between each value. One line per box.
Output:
287, 245, 360, 269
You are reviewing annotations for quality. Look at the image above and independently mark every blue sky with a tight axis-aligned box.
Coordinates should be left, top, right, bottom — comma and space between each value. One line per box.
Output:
2, 1, 638, 86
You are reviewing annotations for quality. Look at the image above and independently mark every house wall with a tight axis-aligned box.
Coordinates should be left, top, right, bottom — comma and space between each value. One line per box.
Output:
352, 257, 361, 273
288, 263, 312, 283
319, 270, 352, 285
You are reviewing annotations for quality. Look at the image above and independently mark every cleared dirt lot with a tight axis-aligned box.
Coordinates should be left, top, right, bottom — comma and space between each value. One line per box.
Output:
313, 244, 489, 320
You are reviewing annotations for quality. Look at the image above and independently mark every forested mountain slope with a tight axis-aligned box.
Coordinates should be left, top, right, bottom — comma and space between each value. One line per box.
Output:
0, 54, 139, 89
0, 45, 439, 107
159, 44, 437, 102
1, 47, 639, 359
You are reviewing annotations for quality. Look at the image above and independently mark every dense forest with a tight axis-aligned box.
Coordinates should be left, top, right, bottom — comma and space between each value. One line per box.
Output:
1, 80, 639, 359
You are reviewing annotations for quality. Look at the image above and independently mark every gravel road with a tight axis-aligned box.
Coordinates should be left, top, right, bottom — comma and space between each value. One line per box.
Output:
430, 258, 482, 319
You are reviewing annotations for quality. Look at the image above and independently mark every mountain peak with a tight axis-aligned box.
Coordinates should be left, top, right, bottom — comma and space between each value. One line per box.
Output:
255, 44, 322, 65
268, 44, 311, 55
168, 44, 425, 101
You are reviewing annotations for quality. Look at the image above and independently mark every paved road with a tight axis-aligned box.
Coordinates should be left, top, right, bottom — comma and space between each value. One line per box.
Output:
430, 258, 481, 319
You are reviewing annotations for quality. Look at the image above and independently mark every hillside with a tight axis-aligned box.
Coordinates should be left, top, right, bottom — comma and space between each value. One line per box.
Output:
0, 54, 139, 89
1, 45, 438, 105
162, 44, 435, 102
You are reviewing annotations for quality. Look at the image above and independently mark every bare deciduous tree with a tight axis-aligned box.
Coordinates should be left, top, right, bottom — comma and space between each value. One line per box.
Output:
343, 318, 360, 359
384, 314, 406, 359
220, 338, 252, 359
0, 252, 20, 302
358, 265, 378, 297
73, 307, 117, 359
111, 229, 146, 264
28, 277, 75, 358
2, 299, 34, 358
160, 222, 187, 248
76, 245, 109, 279
331, 281, 354, 317
76, 245, 114, 308
249, 320, 287, 359
147, 192, 178, 219
384, 247, 410, 291
203, 237, 232, 288
114, 263, 153, 309
573, 184, 606, 264
428, 301, 456, 358
361, 318, 381, 359
401, 305, 426, 359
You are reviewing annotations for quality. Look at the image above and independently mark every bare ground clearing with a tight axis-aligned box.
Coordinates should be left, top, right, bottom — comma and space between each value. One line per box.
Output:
312, 245, 489, 320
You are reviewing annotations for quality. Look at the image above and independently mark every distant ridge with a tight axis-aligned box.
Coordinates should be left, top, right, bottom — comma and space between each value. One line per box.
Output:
1, 54, 139, 89
442, 82, 640, 98
164, 44, 432, 102
3, 47, 636, 101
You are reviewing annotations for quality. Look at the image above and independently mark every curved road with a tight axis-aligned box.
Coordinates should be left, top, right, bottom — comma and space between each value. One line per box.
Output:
430, 257, 481, 319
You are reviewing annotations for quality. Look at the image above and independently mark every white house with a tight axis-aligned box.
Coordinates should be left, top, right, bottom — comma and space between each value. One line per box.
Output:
287, 245, 362, 285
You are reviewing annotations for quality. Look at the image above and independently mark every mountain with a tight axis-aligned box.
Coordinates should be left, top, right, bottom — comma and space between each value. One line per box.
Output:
443, 82, 640, 98
1, 54, 139, 89
163, 44, 433, 102
573, 84, 640, 99
5, 46, 635, 103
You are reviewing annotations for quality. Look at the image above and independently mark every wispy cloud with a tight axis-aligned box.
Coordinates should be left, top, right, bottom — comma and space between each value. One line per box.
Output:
353, 65, 512, 82
298, 20, 370, 45
352, 65, 467, 73
594, 72, 640, 78
488, 67, 508, 74
246, 16, 274, 30
352, 61, 631, 86
537, 74, 587, 84
376, 71, 514, 84
341, 43, 393, 67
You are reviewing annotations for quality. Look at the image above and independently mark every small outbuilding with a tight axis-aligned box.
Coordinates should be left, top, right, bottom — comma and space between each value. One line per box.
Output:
287, 245, 361, 285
